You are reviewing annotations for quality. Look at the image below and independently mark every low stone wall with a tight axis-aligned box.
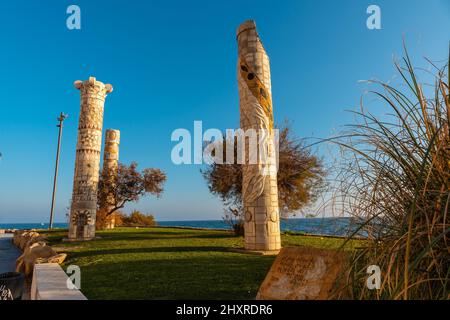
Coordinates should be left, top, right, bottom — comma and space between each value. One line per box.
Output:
12, 230, 86, 300
0, 229, 17, 234
13, 230, 67, 277
31, 263, 87, 300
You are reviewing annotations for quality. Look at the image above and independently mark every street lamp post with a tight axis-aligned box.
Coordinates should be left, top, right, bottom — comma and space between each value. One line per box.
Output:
49, 112, 68, 230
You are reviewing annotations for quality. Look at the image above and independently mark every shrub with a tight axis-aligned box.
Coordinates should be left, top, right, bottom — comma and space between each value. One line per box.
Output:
223, 208, 244, 236
202, 125, 326, 219
121, 210, 156, 227
333, 45, 449, 299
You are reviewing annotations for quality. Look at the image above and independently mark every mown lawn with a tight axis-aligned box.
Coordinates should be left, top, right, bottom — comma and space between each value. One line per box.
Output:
40, 227, 364, 300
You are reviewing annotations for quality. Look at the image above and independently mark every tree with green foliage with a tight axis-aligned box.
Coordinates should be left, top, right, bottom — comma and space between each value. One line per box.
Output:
202, 124, 326, 233
97, 162, 166, 229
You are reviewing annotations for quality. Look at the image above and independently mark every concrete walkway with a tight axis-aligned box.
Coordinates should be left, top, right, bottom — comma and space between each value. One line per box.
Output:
0, 234, 20, 274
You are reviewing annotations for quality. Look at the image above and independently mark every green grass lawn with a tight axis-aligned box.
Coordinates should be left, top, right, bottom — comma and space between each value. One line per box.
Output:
40, 227, 363, 300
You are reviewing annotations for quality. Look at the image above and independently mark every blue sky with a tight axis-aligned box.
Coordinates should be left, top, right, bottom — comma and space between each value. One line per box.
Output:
0, 0, 449, 223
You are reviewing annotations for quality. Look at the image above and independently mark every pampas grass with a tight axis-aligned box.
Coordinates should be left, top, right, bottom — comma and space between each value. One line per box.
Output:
332, 44, 449, 300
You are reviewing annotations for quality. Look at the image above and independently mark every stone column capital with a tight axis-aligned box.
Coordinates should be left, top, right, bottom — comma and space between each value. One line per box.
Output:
74, 76, 113, 95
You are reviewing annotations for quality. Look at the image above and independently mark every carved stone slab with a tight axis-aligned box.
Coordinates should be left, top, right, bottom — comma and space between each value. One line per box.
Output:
256, 246, 349, 300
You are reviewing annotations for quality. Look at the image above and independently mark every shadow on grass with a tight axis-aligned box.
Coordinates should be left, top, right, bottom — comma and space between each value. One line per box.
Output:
95, 234, 238, 242
43, 229, 239, 246
85, 231, 238, 242
67, 246, 233, 259
73, 254, 275, 300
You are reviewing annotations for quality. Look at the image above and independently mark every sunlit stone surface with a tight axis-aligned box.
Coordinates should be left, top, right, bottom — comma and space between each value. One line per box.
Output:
102, 129, 120, 229
68, 77, 113, 241
237, 20, 281, 252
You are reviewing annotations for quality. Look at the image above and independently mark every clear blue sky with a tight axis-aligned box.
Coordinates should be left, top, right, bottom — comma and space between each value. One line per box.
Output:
0, 0, 449, 223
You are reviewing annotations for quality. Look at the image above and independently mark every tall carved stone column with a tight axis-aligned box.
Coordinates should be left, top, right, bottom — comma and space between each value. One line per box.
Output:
68, 77, 113, 241
237, 20, 281, 252
102, 129, 120, 229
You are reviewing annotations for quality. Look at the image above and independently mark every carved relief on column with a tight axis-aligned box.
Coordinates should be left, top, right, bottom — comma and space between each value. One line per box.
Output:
102, 129, 120, 229
68, 77, 113, 240
237, 20, 281, 252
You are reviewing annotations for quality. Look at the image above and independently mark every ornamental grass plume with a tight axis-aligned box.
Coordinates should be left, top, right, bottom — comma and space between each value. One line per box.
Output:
333, 44, 449, 300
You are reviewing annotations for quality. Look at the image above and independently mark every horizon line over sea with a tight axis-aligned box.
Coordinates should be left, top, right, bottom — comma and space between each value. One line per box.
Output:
0, 216, 351, 223
0, 217, 364, 237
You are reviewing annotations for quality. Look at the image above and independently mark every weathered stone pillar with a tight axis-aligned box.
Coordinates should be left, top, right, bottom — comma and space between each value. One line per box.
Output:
237, 20, 281, 252
102, 129, 120, 229
68, 77, 113, 241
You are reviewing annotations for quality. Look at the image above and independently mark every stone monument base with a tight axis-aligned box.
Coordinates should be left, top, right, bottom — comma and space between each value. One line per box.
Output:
256, 246, 350, 300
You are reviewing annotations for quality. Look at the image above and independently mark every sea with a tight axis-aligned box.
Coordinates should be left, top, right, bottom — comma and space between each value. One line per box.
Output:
0, 217, 365, 237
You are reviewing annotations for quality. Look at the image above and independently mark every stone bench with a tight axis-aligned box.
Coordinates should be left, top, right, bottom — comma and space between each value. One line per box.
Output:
31, 263, 87, 300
